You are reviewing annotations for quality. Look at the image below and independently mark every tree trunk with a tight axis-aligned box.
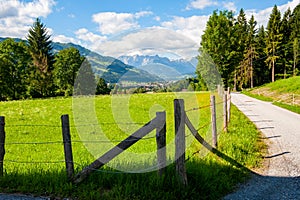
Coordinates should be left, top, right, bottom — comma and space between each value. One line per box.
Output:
272, 60, 275, 82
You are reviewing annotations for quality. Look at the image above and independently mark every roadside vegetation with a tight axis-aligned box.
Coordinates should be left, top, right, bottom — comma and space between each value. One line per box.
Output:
243, 76, 300, 114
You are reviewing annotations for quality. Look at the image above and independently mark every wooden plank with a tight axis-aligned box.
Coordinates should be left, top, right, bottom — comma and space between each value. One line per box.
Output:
0, 116, 5, 176
156, 111, 166, 176
73, 117, 160, 184
174, 99, 187, 185
61, 115, 74, 180
210, 95, 217, 148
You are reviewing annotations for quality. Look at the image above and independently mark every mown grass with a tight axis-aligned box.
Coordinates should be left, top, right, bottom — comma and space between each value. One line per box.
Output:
0, 93, 264, 199
243, 76, 300, 114
242, 91, 273, 102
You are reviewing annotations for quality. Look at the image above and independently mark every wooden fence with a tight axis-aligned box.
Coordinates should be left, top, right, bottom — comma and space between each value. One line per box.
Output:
0, 90, 232, 185
174, 91, 231, 184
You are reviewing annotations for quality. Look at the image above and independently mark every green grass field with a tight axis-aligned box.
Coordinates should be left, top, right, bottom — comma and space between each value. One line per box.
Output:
0, 92, 264, 199
244, 76, 300, 114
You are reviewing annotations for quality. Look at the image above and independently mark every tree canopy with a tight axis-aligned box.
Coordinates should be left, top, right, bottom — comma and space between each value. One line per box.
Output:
199, 4, 300, 90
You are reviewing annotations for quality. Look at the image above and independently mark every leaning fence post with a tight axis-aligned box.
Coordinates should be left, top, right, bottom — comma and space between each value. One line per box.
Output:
0, 116, 5, 176
210, 95, 217, 148
61, 114, 74, 180
156, 111, 166, 176
223, 94, 228, 132
174, 99, 187, 185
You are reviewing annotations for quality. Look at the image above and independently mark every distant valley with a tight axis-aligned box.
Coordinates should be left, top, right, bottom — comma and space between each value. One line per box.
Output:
0, 37, 197, 83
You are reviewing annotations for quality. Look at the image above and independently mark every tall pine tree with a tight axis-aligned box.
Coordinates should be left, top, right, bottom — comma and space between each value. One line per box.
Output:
27, 18, 55, 97
279, 8, 293, 78
255, 26, 269, 85
239, 15, 258, 89
265, 5, 282, 82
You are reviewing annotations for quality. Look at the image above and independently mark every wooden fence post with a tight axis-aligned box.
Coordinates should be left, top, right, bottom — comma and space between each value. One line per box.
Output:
174, 99, 187, 185
210, 95, 217, 148
0, 116, 5, 176
61, 114, 74, 180
156, 111, 166, 176
223, 94, 228, 132
227, 89, 231, 123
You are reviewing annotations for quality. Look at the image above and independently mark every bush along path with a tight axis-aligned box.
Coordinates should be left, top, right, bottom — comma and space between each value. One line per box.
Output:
224, 93, 300, 200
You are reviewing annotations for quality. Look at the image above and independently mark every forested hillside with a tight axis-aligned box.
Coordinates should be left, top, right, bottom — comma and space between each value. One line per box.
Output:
199, 4, 300, 90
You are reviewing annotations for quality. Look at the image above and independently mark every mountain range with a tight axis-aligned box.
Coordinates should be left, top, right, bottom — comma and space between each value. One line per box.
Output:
0, 37, 197, 83
118, 55, 197, 81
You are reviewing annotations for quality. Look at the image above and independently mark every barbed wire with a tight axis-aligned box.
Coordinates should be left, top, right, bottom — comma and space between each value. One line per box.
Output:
5, 124, 60, 128
2, 160, 65, 164
5, 122, 148, 128
185, 104, 211, 113
1, 135, 157, 146
3, 141, 63, 145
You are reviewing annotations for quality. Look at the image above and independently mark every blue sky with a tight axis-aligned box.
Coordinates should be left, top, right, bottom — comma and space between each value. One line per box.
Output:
0, 0, 299, 59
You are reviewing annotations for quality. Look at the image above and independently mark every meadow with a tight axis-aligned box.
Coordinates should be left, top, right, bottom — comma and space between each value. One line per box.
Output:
244, 76, 300, 114
0, 92, 264, 199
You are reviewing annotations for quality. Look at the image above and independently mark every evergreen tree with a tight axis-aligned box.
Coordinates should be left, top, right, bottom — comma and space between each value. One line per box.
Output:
73, 59, 96, 95
53, 47, 84, 96
27, 18, 55, 97
293, 38, 299, 76
290, 4, 300, 39
255, 26, 269, 85
290, 4, 300, 75
96, 77, 111, 95
265, 5, 282, 82
239, 15, 258, 89
279, 8, 293, 78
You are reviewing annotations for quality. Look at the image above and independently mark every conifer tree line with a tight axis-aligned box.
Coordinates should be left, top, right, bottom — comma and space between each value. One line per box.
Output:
198, 4, 300, 90
0, 18, 110, 100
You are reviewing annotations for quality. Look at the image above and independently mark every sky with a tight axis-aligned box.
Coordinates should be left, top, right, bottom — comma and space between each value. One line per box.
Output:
0, 0, 299, 59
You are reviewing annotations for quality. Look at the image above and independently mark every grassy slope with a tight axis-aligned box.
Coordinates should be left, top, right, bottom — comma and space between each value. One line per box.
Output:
0, 93, 264, 199
244, 76, 300, 114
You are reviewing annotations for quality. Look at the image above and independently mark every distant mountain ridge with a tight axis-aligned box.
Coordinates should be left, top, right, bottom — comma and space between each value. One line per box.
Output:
118, 54, 197, 80
0, 37, 162, 83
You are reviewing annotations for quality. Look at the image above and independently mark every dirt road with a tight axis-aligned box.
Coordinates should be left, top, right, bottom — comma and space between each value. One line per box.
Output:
224, 93, 300, 200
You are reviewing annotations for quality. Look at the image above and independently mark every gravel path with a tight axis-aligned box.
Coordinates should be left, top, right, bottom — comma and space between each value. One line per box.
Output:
224, 93, 300, 200
0, 194, 49, 200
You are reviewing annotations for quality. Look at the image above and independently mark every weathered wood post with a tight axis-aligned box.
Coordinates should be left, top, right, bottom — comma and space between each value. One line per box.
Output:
0, 116, 5, 176
156, 111, 166, 176
210, 95, 217, 148
223, 94, 228, 132
61, 114, 74, 180
227, 89, 231, 123
174, 99, 187, 185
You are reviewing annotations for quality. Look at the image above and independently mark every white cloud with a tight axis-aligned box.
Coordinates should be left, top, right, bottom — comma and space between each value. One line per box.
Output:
245, 0, 299, 27
0, 0, 56, 38
223, 2, 237, 12
186, 0, 218, 10
75, 28, 107, 44
90, 28, 199, 59
68, 13, 75, 18
52, 34, 80, 44
92, 11, 153, 35
161, 15, 210, 44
